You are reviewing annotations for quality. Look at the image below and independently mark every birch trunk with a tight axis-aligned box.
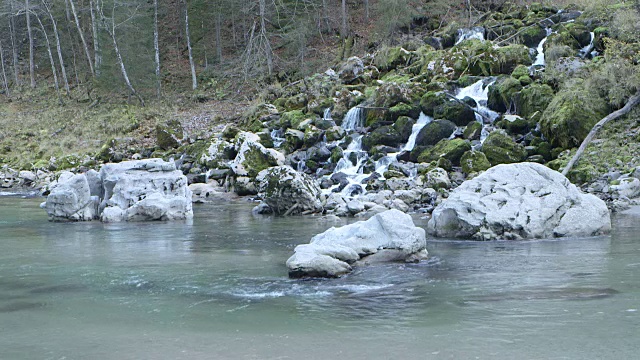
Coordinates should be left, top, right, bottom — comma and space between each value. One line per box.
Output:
42, 0, 70, 96
184, 0, 197, 89
154, 0, 161, 96
364, 0, 369, 22
26, 0, 36, 88
8, 1, 19, 86
90, 0, 101, 76
0, 41, 9, 96
69, 0, 95, 76
259, 0, 272, 75
33, 13, 62, 104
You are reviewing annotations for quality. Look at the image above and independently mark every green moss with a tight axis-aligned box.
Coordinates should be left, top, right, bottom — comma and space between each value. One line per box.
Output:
517, 83, 554, 119
481, 131, 527, 165
433, 101, 475, 126
417, 139, 471, 165
419, 91, 447, 116
460, 150, 491, 174
488, 77, 522, 113
519, 25, 547, 47
280, 110, 307, 130
511, 65, 530, 79
463, 121, 482, 140
416, 120, 457, 147
496, 44, 532, 74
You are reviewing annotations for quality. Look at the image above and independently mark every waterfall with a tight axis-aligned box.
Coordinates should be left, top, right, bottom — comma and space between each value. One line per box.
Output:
578, 32, 596, 59
532, 28, 553, 67
455, 27, 485, 45
403, 112, 433, 152
456, 79, 500, 143
341, 107, 364, 131
323, 108, 332, 121
270, 129, 285, 148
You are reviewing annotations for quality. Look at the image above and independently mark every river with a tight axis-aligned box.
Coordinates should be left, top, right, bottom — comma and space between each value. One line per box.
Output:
1, 196, 638, 359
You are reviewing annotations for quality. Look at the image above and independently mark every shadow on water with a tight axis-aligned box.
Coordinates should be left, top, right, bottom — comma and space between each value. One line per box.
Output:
0, 301, 47, 313
462, 287, 620, 303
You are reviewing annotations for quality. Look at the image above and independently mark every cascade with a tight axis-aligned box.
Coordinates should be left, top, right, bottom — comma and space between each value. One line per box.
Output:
578, 32, 596, 59
323, 108, 332, 121
341, 107, 364, 131
532, 28, 553, 67
403, 113, 434, 152
270, 129, 285, 148
456, 79, 499, 143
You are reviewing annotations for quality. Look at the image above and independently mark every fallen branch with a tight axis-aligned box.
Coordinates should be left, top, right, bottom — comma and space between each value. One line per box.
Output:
283, 202, 300, 216
562, 93, 640, 176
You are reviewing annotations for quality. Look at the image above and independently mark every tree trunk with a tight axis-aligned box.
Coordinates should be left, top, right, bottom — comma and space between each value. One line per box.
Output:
34, 12, 62, 104
341, 0, 348, 38
259, 0, 273, 75
43, 0, 70, 96
215, 12, 222, 63
184, 0, 197, 89
562, 93, 640, 176
0, 41, 9, 96
8, 1, 19, 86
90, 0, 101, 77
154, 0, 161, 97
364, 0, 369, 22
26, 0, 36, 88
69, 0, 95, 76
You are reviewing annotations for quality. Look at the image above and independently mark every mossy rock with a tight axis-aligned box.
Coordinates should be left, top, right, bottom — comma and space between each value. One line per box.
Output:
496, 44, 532, 74
387, 103, 420, 122
419, 91, 447, 116
283, 94, 309, 111
280, 110, 307, 130
563, 23, 592, 48
364, 108, 386, 128
516, 83, 554, 119
481, 131, 527, 165
463, 121, 482, 140
283, 129, 305, 154
375, 47, 414, 71
433, 101, 475, 126
545, 32, 580, 51
416, 138, 471, 165
330, 147, 344, 163
519, 25, 547, 47
540, 84, 609, 149
415, 120, 457, 147
362, 126, 402, 149
156, 120, 184, 150
495, 115, 535, 136
303, 126, 323, 148
325, 126, 345, 142
487, 76, 522, 113
511, 65, 530, 79
96, 138, 118, 163
460, 150, 491, 174
393, 116, 416, 141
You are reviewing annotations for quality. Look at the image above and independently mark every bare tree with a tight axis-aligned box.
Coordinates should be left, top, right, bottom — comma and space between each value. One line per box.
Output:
33, 11, 62, 104
42, 0, 70, 96
26, 0, 36, 88
0, 40, 9, 96
153, 0, 161, 96
69, 0, 95, 76
8, 0, 19, 86
341, 0, 348, 38
183, 0, 197, 89
90, 0, 101, 76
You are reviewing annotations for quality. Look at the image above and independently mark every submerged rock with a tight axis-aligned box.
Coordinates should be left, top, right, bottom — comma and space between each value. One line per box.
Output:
286, 209, 428, 278
42, 159, 193, 222
427, 163, 611, 240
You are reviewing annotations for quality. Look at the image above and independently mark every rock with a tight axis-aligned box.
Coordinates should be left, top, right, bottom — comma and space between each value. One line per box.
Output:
156, 120, 184, 150
481, 131, 527, 165
516, 83, 554, 119
384, 198, 410, 212
460, 150, 491, 174
433, 101, 475, 126
362, 126, 403, 149
189, 182, 231, 203
338, 56, 365, 83
610, 177, 640, 199
346, 199, 365, 215
415, 119, 457, 147
231, 132, 285, 178
419, 91, 447, 116
256, 166, 322, 215
19, 170, 37, 184
98, 159, 193, 222
424, 167, 451, 189
463, 121, 482, 140
286, 210, 428, 278
416, 138, 471, 165
427, 163, 611, 240
200, 137, 235, 169
540, 85, 609, 149
487, 76, 522, 113
43, 172, 99, 221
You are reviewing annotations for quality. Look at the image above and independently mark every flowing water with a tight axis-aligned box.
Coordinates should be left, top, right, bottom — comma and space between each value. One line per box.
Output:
1, 196, 639, 359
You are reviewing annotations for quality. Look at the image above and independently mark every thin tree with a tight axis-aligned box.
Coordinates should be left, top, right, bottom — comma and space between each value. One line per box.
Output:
8, 0, 19, 86
183, 0, 197, 89
90, 0, 101, 76
33, 11, 62, 104
26, 0, 36, 88
153, 0, 161, 96
341, 0, 348, 38
42, 0, 70, 96
0, 40, 9, 96
68, 0, 95, 76
98, 0, 145, 106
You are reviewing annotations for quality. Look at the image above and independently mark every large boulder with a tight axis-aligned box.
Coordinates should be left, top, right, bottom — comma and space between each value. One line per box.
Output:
43, 159, 193, 222
415, 119, 457, 147
433, 100, 475, 126
481, 131, 527, 165
230, 132, 285, 178
427, 163, 611, 240
256, 166, 322, 215
287, 210, 428, 278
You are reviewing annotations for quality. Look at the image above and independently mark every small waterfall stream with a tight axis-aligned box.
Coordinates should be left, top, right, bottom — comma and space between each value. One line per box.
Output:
455, 27, 485, 45
578, 32, 596, 58
341, 107, 364, 131
455, 79, 500, 143
533, 28, 553, 67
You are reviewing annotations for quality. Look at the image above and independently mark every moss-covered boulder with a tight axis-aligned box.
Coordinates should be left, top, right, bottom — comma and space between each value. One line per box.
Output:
375, 46, 414, 71
415, 120, 457, 147
463, 121, 482, 140
280, 110, 307, 130
495, 115, 535, 136
231, 132, 285, 179
393, 116, 416, 141
460, 150, 491, 174
416, 138, 471, 165
434, 101, 475, 126
511, 65, 530, 79
283, 129, 305, 154
540, 85, 609, 149
156, 120, 183, 150
516, 83, 554, 119
362, 126, 403, 149
519, 25, 548, 47
199, 137, 236, 169
387, 102, 421, 122
487, 77, 522, 113
496, 44, 532, 74
481, 131, 528, 165
419, 91, 447, 116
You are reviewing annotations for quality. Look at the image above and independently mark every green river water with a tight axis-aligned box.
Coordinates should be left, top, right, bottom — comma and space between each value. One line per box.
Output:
0, 195, 638, 359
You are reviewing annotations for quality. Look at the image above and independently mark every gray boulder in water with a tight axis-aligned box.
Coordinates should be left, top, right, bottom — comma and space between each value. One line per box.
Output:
286, 209, 428, 278
427, 162, 611, 240
256, 165, 322, 215
43, 159, 192, 222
